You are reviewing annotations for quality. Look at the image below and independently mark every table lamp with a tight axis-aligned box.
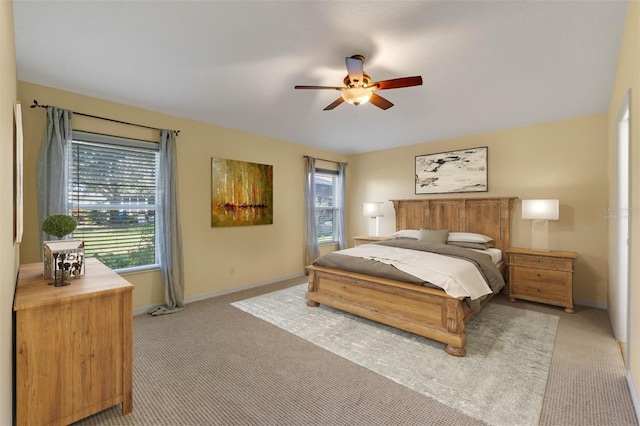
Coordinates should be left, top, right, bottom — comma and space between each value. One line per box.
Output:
522, 199, 559, 251
363, 202, 384, 237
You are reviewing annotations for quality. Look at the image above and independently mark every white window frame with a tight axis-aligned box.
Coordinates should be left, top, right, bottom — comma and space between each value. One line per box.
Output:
314, 168, 339, 245
69, 131, 161, 273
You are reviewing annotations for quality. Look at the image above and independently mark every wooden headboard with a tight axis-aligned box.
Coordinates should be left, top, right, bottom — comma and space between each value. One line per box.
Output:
391, 197, 517, 251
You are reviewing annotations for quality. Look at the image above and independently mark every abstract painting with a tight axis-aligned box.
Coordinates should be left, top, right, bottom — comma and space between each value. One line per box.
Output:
211, 158, 273, 227
415, 147, 488, 194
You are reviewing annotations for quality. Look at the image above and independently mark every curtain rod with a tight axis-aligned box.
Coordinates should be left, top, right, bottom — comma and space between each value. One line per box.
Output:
30, 99, 180, 136
303, 155, 348, 165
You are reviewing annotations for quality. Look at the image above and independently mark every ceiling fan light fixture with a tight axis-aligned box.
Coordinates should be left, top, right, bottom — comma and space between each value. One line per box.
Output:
342, 87, 372, 106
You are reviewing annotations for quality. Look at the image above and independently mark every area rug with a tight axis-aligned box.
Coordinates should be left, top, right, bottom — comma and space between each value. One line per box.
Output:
232, 284, 559, 426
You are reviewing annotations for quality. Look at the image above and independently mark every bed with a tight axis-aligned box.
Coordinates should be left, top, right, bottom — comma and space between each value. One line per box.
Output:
305, 197, 517, 357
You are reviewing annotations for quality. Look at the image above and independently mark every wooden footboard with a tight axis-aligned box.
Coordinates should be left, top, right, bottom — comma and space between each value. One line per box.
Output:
306, 264, 494, 357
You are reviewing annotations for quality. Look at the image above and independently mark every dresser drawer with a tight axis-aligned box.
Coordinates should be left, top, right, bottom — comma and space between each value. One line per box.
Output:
509, 254, 573, 271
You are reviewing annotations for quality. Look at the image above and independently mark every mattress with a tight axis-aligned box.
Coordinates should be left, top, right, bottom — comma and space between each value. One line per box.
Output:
471, 247, 503, 265
313, 239, 505, 295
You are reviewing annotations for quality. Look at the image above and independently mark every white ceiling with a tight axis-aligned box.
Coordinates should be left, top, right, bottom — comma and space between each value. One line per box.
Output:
13, 1, 627, 155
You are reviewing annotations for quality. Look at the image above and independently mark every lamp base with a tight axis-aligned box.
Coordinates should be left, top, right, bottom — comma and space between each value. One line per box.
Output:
530, 219, 550, 251
368, 217, 380, 237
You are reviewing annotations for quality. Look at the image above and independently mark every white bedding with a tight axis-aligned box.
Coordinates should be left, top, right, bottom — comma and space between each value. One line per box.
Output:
335, 244, 493, 300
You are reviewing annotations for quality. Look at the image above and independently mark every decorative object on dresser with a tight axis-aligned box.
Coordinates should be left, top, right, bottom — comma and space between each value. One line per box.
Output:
41, 213, 77, 238
14, 258, 133, 425
363, 201, 384, 236
505, 247, 578, 313
353, 236, 392, 246
43, 239, 85, 285
415, 147, 488, 195
521, 199, 559, 251
41, 214, 84, 282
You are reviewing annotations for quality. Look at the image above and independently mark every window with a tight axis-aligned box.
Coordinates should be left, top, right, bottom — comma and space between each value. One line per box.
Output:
314, 169, 339, 244
68, 131, 160, 271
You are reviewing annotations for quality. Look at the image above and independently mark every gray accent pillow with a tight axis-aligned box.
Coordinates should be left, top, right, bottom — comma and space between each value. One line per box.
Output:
418, 229, 450, 244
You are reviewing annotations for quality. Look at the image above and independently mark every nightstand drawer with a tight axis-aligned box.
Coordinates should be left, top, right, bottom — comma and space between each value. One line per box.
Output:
513, 267, 568, 288
509, 254, 573, 271
513, 279, 568, 304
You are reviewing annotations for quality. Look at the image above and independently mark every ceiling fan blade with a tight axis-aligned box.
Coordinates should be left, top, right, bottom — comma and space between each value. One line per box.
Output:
369, 93, 394, 110
323, 97, 345, 111
345, 55, 364, 86
370, 76, 423, 90
295, 85, 344, 90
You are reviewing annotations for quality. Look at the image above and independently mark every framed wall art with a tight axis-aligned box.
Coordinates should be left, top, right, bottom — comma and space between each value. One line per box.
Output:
415, 146, 488, 195
14, 101, 23, 244
211, 158, 273, 227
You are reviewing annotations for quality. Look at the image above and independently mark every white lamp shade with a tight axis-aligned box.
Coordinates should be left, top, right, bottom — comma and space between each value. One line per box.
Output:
363, 202, 384, 217
522, 199, 559, 220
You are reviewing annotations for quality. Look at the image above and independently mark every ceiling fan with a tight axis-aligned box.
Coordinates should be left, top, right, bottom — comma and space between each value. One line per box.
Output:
295, 54, 423, 111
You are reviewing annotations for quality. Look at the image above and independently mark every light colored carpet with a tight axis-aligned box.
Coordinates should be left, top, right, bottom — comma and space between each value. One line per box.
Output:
232, 284, 559, 426
73, 278, 637, 426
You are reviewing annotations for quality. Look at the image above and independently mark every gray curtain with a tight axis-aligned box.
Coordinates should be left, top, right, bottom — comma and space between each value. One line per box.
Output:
37, 107, 73, 246
335, 162, 347, 249
149, 130, 185, 315
304, 156, 320, 266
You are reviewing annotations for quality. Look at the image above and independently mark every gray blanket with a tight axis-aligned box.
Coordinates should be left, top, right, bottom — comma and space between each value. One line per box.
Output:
313, 239, 505, 295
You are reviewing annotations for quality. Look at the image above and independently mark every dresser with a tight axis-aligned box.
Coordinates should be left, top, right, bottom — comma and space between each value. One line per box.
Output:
14, 258, 134, 426
353, 236, 392, 246
505, 247, 578, 313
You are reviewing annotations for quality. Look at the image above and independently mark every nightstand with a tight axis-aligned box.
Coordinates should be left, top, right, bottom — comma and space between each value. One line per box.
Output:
505, 247, 578, 313
353, 236, 392, 246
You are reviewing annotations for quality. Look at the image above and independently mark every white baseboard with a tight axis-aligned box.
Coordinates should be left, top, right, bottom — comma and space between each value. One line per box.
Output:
134, 279, 609, 315
133, 271, 307, 316
574, 297, 607, 310
627, 370, 640, 422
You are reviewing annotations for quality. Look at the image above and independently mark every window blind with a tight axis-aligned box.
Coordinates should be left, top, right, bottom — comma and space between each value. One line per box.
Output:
69, 134, 160, 271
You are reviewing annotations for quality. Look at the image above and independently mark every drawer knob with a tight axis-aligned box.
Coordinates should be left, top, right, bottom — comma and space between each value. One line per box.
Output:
536, 273, 541, 277
536, 288, 542, 293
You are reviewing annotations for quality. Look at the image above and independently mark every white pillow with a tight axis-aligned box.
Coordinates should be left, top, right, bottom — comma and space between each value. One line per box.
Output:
447, 232, 493, 243
391, 229, 420, 239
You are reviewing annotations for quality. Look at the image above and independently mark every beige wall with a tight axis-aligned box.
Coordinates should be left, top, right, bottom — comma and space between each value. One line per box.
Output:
17, 82, 347, 312
0, 1, 18, 423
608, 0, 640, 408
348, 115, 609, 306
17, 87, 612, 309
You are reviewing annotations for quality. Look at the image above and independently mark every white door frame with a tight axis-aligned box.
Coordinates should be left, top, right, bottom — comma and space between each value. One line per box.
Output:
616, 89, 631, 364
